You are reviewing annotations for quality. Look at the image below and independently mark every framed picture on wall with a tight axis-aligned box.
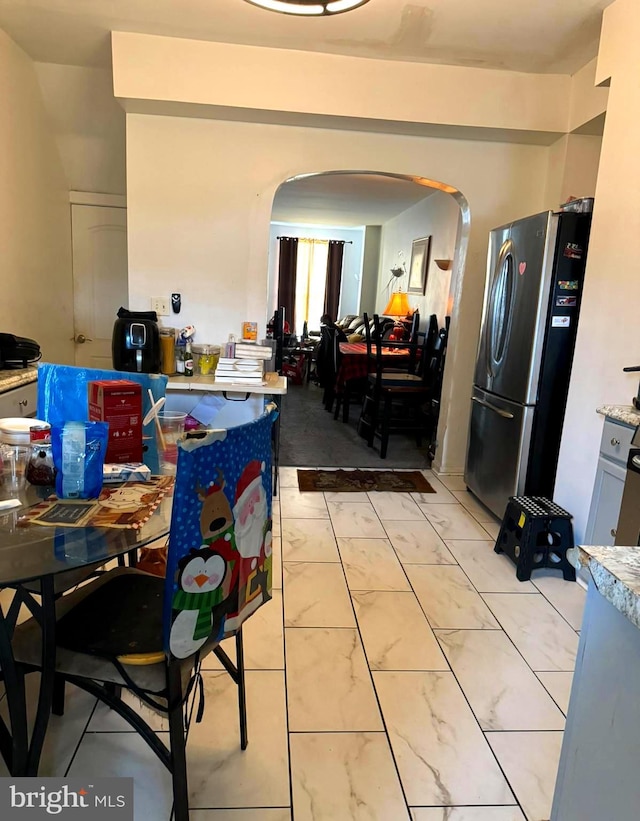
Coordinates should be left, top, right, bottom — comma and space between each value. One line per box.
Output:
408, 236, 431, 294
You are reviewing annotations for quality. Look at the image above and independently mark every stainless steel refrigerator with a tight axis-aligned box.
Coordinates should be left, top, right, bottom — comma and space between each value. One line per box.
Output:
465, 209, 592, 518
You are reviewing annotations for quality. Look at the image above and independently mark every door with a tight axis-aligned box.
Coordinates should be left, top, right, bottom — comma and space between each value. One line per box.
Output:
464, 386, 535, 518
474, 211, 556, 404
72, 204, 128, 369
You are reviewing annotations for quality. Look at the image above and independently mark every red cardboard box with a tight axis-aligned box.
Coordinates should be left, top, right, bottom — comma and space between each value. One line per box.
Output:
88, 380, 143, 464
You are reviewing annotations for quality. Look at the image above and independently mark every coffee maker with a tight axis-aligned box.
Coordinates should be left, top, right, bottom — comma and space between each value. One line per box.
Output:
112, 308, 161, 373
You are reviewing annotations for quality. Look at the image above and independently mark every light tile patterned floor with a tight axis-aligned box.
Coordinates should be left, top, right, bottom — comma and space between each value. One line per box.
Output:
1, 467, 586, 820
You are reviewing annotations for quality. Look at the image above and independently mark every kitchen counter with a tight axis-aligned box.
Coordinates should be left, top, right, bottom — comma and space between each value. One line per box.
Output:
551, 542, 640, 820
167, 374, 287, 395
0, 366, 38, 395
568, 544, 640, 629
596, 403, 640, 427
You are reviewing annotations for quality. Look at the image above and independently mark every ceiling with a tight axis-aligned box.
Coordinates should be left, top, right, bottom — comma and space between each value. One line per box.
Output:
272, 173, 440, 226
0, 1, 610, 227
0, 0, 612, 75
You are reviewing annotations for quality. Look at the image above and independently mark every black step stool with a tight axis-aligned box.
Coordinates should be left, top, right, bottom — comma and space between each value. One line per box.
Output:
495, 496, 576, 582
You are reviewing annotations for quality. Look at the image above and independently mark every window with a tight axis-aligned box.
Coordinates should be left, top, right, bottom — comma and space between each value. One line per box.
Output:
294, 239, 328, 335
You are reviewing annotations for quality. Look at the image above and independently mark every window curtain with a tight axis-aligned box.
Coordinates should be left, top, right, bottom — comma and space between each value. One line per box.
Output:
294, 239, 328, 335
324, 240, 345, 321
277, 237, 298, 333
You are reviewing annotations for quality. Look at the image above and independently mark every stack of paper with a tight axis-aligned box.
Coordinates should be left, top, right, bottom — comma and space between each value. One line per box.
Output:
216, 358, 265, 384
234, 343, 273, 360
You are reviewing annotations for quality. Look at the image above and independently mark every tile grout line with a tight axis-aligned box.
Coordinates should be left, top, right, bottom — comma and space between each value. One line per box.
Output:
63, 693, 101, 777
337, 500, 414, 819
275, 490, 296, 820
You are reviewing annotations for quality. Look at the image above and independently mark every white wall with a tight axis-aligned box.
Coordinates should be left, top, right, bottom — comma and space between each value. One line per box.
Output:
360, 226, 382, 317
126, 114, 550, 474
378, 192, 461, 328
267, 223, 364, 333
544, 133, 602, 209
0, 30, 74, 364
556, 0, 640, 541
113, 33, 571, 137
34, 62, 126, 195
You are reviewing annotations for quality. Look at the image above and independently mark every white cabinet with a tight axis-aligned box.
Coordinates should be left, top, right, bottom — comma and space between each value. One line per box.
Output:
585, 418, 635, 544
0, 381, 37, 418
588, 456, 627, 544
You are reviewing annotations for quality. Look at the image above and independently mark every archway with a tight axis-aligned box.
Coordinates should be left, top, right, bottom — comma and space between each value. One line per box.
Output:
268, 169, 471, 472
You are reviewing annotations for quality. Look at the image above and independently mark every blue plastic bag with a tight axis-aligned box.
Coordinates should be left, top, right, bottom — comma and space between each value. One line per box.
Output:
37, 363, 168, 475
52, 421, 109, 499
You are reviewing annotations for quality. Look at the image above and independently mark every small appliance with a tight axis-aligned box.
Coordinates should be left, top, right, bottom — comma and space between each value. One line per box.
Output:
112, 308, 161, 374
0, 333, 41, 368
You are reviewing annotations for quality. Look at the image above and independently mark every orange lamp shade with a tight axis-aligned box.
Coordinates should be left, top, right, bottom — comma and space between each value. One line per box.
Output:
383, 291, 411, 317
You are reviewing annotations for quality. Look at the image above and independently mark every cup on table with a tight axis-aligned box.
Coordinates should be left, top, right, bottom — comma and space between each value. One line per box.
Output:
156, 411, 187, 474
1, 444, 29, 494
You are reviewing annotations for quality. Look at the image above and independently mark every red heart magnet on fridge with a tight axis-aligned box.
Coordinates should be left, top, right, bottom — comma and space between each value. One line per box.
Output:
519, 262, 527, 276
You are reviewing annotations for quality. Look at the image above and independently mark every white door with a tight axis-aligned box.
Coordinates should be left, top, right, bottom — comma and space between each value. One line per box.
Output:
72, 204, 128, 369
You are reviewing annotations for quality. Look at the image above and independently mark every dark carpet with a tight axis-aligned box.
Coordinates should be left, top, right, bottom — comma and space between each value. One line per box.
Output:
297, 469, 434, 493
279, 381, 432, 469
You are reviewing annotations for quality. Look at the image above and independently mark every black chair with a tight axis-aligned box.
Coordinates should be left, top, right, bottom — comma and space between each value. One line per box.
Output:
11, 407, 278, 820
358, 315, 446, 458
273, 306, 286, 374
316, 325, 346, 412
330, 324, 369, 423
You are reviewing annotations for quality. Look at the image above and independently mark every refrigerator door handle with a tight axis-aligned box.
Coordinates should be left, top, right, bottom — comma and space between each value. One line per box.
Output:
471, 395, 515, 419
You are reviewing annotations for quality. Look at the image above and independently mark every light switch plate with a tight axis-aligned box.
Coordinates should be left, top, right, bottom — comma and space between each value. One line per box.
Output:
151, 296, 170, 316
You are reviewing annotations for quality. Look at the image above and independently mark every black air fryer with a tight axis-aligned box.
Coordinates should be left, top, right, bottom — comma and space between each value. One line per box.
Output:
112, 308, 161, 373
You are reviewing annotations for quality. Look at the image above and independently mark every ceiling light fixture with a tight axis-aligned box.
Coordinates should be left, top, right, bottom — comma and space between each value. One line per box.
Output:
244, 0, 370, 16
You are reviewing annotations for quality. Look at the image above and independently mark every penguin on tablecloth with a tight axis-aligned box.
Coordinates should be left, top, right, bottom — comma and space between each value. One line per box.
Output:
169, 548, 230, 658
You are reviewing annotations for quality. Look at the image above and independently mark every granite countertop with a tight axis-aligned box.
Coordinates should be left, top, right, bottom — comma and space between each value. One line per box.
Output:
597, 404, 640, 427
0, 366, 38, 395
568, 545, 640, 631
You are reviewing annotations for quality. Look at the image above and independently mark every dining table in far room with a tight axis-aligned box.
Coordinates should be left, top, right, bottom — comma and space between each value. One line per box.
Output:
335, 341, 413, 391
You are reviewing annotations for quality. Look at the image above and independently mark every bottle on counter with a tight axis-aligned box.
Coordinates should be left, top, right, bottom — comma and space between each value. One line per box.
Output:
184, 341, 194, 377
175, 340, 186, 374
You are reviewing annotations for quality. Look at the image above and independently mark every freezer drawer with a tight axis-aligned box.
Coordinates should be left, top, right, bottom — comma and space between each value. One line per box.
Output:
464, 388, 535, 519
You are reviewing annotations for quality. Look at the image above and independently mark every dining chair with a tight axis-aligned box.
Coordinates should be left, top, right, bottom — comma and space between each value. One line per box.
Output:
11, 405, 278, 821
358, 315, 445, 458
316, 325, 346, 412
332, 331, 369, 424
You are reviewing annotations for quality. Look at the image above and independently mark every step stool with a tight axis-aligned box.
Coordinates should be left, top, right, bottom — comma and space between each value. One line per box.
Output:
494, 496, 576, 582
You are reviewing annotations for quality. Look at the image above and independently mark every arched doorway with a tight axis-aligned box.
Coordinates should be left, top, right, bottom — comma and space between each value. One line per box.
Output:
268, 170, 470, 471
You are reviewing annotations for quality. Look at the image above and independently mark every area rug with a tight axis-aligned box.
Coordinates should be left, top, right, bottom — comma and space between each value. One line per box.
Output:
297, 469, 434, 493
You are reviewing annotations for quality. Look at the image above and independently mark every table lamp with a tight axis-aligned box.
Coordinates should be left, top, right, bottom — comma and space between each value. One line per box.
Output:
383, 291, 412, 340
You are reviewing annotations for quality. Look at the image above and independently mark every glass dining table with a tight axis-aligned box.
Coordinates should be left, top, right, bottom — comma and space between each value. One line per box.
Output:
0, 481, 173, 776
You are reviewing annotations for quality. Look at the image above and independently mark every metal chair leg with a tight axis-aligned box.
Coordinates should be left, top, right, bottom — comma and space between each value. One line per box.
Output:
51, 675, 65, 717
167, 662, 189, 821
105, 682, 123, 702
380, 394, 392, 459
235, 629, 248, 750
26, 575, 56, 775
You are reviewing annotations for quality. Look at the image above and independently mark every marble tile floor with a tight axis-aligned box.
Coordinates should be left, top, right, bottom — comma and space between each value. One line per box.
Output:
0, 467, 586, 821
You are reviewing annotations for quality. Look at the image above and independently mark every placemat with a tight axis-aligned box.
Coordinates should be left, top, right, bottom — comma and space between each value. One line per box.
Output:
21, 476, 174, 529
